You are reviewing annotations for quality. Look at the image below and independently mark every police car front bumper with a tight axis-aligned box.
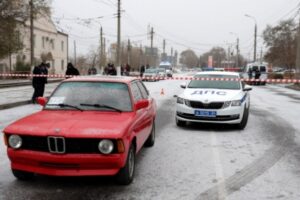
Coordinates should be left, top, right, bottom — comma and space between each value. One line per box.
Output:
176, 103, 244, 124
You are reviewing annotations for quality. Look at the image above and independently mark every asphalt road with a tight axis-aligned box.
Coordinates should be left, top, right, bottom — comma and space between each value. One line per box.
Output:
0, 80, 300, 200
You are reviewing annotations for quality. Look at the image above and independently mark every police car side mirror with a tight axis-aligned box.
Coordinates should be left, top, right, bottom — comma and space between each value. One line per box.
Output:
180, 82, 187, 89
243, 85, 252, 91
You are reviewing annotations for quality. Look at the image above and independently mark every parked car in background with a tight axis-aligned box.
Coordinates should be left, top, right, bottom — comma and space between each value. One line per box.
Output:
157, 68, 167, 78
143, 68, 160, 81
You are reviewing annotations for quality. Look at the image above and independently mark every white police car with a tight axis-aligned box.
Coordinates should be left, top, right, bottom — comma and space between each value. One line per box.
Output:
176, 71, 252, 129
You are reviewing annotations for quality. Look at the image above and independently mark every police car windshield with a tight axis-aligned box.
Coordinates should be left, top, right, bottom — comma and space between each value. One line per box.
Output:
45, 82, 132, 111
188, 75, 241, 90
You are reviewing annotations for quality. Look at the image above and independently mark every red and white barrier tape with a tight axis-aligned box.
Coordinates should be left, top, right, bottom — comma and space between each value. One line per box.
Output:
0, 73, 300, 83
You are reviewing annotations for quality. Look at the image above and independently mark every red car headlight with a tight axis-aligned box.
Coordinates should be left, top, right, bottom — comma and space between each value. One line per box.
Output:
8, 135, 22, 149
98, 139, 114, 154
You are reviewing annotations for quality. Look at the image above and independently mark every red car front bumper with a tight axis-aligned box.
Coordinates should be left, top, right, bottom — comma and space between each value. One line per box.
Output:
8, 149, 127, 176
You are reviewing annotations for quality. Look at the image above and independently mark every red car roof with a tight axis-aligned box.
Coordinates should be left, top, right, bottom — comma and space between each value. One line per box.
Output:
63, 75, 139, 84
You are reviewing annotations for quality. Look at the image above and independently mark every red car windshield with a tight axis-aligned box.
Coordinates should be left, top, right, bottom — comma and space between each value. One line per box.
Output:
45, 82, 132, 112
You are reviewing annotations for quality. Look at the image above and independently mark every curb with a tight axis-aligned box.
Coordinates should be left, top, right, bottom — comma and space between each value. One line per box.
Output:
0, 96, 51, 110
0, 79, 63, 89
0, 100, 32, 110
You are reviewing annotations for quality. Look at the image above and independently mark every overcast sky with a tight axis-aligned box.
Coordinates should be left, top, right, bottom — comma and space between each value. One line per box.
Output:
52, 0, 300, 60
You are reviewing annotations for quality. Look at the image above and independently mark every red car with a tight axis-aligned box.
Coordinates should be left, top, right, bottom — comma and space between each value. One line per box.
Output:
3, 76, 156, 185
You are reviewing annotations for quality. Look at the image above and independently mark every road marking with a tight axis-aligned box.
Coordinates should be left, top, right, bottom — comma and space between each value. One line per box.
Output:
211, 132, 227, 200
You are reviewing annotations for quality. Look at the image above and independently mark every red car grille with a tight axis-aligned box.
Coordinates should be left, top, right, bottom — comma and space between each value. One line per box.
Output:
17, 135, 118, 154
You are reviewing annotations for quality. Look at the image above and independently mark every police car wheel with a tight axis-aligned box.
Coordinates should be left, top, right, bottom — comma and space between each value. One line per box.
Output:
176, 118, 186, 127
237, 106, 249, 130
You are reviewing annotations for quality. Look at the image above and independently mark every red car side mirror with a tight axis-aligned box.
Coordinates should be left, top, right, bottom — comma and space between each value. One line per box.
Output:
135, 99, 149, 110
37, 97, 47, 106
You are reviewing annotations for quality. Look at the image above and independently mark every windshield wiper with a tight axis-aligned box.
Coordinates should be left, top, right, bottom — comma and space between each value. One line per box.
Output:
80, 103, 122, 113
47, 103, 83, 111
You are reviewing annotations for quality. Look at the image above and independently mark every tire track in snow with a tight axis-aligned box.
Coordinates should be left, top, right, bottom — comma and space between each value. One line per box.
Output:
197, 108, 296, 200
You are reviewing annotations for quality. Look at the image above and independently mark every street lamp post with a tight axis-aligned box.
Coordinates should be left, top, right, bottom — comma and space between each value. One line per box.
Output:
245, 14, 257, 62
230, 32, 239, 68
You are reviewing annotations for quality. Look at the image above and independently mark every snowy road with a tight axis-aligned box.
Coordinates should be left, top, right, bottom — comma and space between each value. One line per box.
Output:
0, 80, 300, 200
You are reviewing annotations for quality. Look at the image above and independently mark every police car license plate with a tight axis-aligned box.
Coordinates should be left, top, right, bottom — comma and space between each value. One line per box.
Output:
194, 110, 217, 118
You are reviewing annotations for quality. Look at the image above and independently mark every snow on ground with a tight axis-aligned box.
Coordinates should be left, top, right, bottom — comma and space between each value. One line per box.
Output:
227, 84, 300, 200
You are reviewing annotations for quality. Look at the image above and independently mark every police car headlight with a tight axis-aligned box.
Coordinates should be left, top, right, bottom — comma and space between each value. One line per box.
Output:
8, 135, 22, 149
177, 97, 184, 104
98, 139, 114, 154
222, 101, 231, 108
231, 100, 242, 106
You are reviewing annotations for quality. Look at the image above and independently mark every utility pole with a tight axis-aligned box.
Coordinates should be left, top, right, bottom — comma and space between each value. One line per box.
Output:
103, 37, 106, 65
260, 47, 263, 64
29, 0, 34, 66
116, 0, 121, 67
100, 27, 103, 67
228, 46, 231, 68
254, 23, 257, 62
74, 41, 77, 67
296, 13, 300, 75
127, 39, 131, 65
139, 44, 143, 66
171, 47, 173, 66
150, 27, 154, 65
163, 39, 166, 54
245, 14, 257, 62
236, 37, 240, 67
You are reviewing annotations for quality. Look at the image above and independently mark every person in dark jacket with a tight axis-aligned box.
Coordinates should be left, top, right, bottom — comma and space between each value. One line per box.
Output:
88, 67, 97, 75
65, 62, 80, 78
140, 65, 145, 77
248, 68, 253, 79
254, 68, 261, 85
31, 62, 48, 103
124, 64, 131, 76
107, 63, 117, 75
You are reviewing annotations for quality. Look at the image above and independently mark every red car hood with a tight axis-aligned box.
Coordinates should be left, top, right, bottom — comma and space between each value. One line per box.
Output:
4, 110, 135, 138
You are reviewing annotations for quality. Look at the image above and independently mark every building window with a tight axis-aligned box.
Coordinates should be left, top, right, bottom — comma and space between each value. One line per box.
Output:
61, 60, 64, 71
61, 41, 64, 52
52, 60, 55, 69
51, 39, 55, 50
42, 36, 45, 48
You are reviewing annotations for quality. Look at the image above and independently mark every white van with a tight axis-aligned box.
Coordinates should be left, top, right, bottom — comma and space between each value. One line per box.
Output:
242, 62, 268, 85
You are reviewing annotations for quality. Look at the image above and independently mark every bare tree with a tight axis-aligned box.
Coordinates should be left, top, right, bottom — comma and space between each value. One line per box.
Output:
263, 19, 297, 70
180, 49, 199, 68
200, 47, 227, 67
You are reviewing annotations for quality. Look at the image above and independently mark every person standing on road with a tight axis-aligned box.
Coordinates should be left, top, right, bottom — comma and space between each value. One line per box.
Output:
124, 64, 131, 76
107, 63, 117, 75
65, 62, 80, 78
254, 68, 261, 85
248, 68, 253, 79
140, 65, 145, 77
31, 62, 48, 103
